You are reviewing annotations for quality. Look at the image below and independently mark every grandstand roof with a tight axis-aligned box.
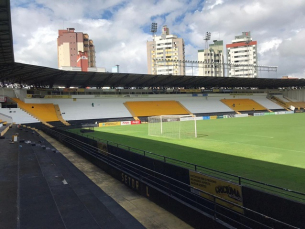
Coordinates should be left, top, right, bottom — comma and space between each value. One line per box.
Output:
1, 63, 305, 88
1, 0, 305, 89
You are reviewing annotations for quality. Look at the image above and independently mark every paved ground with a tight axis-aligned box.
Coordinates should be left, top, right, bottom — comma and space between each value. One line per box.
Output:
0, 125, 146, 229
38, 129, 193, 229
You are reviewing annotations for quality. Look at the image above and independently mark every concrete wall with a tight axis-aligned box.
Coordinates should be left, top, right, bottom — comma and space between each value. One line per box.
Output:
0, 88, 16, 98
0, 108, 39, 124
0, 113, 13, 123
284, 89, 305, 102
14, 89, 27, 100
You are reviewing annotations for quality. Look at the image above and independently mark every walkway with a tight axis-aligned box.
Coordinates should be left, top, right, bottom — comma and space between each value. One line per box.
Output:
0, 126, 145, 229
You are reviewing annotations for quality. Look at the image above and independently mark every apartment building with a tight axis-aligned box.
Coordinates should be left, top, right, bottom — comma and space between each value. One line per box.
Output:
226, 32, 258, 78
198, 40, 224, 77
147, 25, 185, 75
57, 28, 96, 69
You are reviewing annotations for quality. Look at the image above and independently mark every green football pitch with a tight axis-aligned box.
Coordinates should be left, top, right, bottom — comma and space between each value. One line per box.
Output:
72, 114, 305, 194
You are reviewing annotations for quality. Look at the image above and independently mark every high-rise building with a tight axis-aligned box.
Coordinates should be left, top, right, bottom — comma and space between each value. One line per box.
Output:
147, 25, 185, 75
198, 40, 224, 77
57, 28, 96, 69
226, 32, 258, 78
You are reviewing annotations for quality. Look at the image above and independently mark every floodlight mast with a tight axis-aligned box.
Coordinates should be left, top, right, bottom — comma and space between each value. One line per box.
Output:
151, 23, 158, 74
204, 32, 211, 50
151, 22, 158, 38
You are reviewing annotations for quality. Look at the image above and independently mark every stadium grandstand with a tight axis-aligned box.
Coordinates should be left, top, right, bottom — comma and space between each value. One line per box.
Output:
2, 0, 305, 228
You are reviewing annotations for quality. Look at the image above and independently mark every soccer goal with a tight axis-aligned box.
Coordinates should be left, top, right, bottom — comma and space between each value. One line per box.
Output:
148, 115, 197, 139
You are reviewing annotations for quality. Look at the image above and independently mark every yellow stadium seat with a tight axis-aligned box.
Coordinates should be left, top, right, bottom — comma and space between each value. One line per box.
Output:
124, 100, 191, 117
221, 99, 267, 112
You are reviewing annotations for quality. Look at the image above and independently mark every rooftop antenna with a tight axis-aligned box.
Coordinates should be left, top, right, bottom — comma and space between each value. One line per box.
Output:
204, 32, 211, 50
151, 22, 158, 39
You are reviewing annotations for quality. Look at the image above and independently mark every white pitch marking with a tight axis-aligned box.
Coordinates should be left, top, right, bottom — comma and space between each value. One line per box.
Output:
205, 138, 305, 154
208, 131, 274, 139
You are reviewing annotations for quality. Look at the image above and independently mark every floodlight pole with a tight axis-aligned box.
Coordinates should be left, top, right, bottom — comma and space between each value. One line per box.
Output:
204, 32, 211, 50
151, 22, 158, 74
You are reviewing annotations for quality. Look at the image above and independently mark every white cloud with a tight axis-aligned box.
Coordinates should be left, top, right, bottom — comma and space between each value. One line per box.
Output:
259, 39, 282, 54
206, 0, 224, 10
10, 0, 305, 78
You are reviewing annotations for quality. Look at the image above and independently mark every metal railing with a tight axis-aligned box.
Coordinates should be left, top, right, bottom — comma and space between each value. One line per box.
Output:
66, 127, 305, 203
42, 126, 299, 229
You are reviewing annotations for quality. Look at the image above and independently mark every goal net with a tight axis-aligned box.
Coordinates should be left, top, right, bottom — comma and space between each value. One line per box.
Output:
148, 115, 197, 139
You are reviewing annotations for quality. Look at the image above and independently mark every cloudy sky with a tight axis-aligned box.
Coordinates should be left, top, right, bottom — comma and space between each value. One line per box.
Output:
11, 0, 305, 78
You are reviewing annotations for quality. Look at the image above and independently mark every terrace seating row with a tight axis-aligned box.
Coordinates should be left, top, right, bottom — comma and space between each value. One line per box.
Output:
124, 101, 191, 117
269, 96, 290, 110
20, 93, 283, 121
221, 99, 268, 112
22, 96, 233, 121
12, 98, 59, 122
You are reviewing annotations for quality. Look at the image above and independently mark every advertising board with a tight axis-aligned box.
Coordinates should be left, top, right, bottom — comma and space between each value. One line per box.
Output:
99, 122, 121, 127
254, 113, 264, 116
131, 120, 141, 125
274, 111, 286, 115
180, 89, 201, 93
44, 95, 72, 99
234, 114, 248, 118
189, 171, 244, 214
264, 112, 275, 116
180, 117, 194, 121
121, 121, 131, 125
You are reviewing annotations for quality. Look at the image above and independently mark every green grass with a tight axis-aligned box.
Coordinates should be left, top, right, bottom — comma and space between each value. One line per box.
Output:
72, 114, 305, 195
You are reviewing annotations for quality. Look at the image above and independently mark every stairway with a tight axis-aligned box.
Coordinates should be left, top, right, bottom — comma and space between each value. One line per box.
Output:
267, 95, 290, 110
54, 105, 70, 126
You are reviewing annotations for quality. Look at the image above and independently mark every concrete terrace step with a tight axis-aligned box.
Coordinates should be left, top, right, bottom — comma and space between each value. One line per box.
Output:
0, 126, 144, 229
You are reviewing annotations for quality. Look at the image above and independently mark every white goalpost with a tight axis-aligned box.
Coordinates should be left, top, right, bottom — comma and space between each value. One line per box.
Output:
148, 115, 197, 139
